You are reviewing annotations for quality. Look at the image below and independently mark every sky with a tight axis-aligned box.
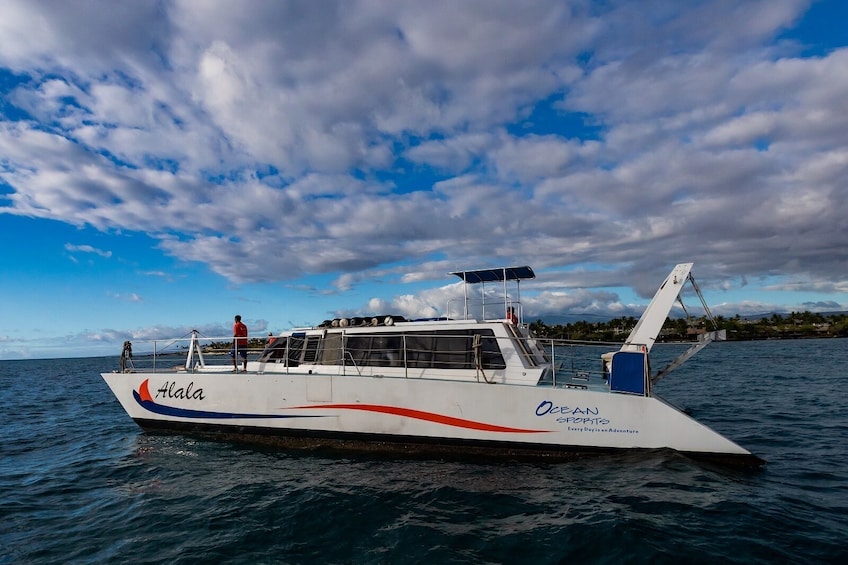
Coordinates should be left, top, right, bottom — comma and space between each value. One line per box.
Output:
1, 0, 847, 360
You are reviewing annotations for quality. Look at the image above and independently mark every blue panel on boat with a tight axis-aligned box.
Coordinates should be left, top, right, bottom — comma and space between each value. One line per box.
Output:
451, 266, 535, 283
610, 351, 646, 395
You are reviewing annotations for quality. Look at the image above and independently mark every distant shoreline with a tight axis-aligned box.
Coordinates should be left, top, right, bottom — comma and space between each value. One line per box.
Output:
529, 311, 848, 342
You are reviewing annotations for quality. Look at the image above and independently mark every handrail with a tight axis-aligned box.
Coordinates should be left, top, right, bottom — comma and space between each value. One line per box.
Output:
116, 333, 269, 373
446, 296, 523, 322
343, 350, 363, 377
116, 331, 652, 389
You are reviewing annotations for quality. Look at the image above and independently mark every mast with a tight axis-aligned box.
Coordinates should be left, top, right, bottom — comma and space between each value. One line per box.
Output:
621, 263, 693, 353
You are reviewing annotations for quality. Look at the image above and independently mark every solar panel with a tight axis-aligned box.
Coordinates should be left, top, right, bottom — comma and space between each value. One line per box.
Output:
450, 266, 535, 284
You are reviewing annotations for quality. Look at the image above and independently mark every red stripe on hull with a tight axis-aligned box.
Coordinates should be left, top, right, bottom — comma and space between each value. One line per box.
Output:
293, 403, 548, 434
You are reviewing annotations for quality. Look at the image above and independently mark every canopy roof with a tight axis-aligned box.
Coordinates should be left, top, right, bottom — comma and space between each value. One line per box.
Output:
451, 266, 535, 284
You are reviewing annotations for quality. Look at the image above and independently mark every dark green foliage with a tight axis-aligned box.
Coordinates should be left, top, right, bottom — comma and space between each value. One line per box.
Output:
529, 311, 848, 342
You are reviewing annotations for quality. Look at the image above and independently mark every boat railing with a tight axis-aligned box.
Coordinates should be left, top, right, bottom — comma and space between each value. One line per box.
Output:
536, 338, 614, 387
115, 331, 649, 393
342, 350, 363, 377
445, 296, 524, 323
266, 332, 634, 387
115, 333, 270, 373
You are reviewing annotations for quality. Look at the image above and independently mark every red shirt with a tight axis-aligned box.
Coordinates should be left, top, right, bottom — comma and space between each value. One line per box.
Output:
233, 321, 248, 347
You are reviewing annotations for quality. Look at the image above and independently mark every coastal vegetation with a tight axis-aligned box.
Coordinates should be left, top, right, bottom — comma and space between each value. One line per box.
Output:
529, 311, 848, 342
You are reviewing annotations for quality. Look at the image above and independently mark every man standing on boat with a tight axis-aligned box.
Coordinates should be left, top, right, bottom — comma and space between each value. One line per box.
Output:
231, 314, 248, 372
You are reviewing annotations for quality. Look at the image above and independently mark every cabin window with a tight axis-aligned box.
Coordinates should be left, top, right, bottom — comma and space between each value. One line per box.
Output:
344, 334, 402, 367
343, 330, 505, 370
476, 332, 506, 369
302, 335, 320, 363
319, 332, 344, 365
259, 338, 289, 363
257, 333, 309, 366
262, 329, 506, 370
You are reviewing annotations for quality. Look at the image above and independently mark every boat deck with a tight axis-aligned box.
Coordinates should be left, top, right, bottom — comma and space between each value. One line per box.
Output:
117, 335, 621, 396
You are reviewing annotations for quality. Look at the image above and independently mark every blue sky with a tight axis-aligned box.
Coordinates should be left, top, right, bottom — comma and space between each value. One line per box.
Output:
1, 0, 847, 359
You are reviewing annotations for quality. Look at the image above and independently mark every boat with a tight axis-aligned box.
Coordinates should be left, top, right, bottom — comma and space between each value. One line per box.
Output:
101, 263, 764, 466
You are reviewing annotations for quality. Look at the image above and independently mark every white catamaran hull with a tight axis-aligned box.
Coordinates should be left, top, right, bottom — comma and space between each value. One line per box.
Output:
101, 371, 754, 462
101, 263, 763, 466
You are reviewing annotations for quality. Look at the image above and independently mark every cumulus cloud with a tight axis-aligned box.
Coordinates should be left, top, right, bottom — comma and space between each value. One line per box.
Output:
1, 0, 847, 324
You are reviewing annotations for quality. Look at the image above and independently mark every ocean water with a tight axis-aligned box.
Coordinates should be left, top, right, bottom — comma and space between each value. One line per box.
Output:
1, 339, 847, 564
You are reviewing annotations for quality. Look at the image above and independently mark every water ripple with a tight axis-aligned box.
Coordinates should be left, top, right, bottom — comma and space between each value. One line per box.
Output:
2, 342, 848, 563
